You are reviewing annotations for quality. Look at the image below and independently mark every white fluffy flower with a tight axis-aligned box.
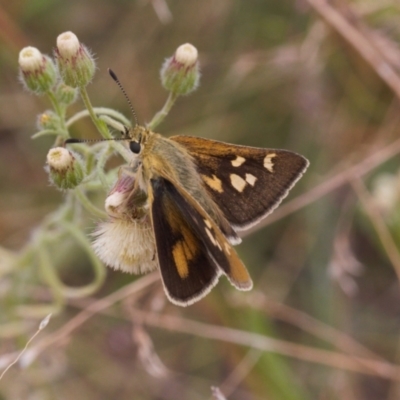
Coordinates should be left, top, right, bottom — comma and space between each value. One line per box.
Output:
92, 218, 157, 274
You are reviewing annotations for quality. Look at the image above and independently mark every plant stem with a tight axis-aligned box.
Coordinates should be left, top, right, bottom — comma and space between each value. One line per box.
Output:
62, 221, 107, 297
147, 92, 179, 130
79, 86, 112, 139
66, 107, 131, 128
46, 90, 69, 144
74, 187, 108, 219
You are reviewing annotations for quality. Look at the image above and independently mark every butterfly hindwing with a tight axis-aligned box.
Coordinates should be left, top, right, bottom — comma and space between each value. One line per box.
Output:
150, 177, 252, 305
171, 136, 309, 230
160, 178, 252, 289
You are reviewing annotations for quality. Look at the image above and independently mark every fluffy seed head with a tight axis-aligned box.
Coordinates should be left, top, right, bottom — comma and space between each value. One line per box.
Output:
92, 218, 157, 274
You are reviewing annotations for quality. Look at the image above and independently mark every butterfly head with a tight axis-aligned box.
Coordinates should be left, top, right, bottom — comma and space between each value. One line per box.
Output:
125, 124, 148, 155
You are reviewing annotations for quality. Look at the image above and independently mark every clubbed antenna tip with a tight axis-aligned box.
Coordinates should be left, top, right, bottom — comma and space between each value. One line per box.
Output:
108, 68, 118, 82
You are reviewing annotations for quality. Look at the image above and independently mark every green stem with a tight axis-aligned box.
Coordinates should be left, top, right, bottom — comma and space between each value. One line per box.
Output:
37, 246, 65, 308
111, 141, 132, 163
61, 221, 107, 298
74, 187, 108, 219
147, 92, 179, 130
46, 90, 69, 147
79, 86, 112, 139
47, 91, 68, 133
99, 115, 125, 132
95, 145, 115, 188
36, 227, 106, 300
31, 129, 64, 139
66, 107, 131, 128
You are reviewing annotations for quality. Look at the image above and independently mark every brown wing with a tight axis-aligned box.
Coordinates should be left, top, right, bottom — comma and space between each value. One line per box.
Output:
149, 176, 252, 306
171, 135, 308, 231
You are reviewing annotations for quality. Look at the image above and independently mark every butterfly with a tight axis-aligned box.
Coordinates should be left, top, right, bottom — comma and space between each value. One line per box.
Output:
88, 120, 308, 306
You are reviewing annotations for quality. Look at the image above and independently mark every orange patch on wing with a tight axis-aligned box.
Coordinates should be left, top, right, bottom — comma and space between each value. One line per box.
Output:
202, 174, 223, 193
167, 206, 199, 279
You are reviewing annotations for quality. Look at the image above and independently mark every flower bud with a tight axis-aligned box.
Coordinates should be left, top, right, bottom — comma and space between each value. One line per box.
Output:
55, 83, 78, 105
160, 43, 200, 95
37, 110, 61, 131
18, 47, 57, 94
55, 31, 95, 88
46, 147, 84, 189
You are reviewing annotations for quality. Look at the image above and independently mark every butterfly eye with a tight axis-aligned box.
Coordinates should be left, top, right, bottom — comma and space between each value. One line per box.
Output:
129, 141, 141, 154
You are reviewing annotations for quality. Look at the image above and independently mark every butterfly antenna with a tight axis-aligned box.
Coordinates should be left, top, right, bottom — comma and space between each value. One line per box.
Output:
108, 68, 139, 127
64, 137, 126, 146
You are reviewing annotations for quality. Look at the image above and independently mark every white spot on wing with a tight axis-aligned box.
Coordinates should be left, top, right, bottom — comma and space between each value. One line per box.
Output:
230, 174, 247, 192
245, 173, 257, 186
205, 227, 222, 250
263, 153, 276, 172
231, 156, 246, 167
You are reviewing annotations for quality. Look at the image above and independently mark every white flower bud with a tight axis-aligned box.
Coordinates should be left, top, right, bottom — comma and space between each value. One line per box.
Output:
18, 47, 57, 94
160, 43, 200, 95
46, 147, 84, 189
56, 32, 80, 59
19, 47, 43, 72
55, 31, 96, 88
47, 147, 73, 170
175, 43, 198, 66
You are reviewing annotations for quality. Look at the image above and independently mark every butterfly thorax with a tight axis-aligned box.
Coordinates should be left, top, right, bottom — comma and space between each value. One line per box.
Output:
139, 130, 230, 231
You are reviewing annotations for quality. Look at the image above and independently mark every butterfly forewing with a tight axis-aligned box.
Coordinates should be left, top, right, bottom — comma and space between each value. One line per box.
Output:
150, 177, 252, 305
171, 136, 309, 230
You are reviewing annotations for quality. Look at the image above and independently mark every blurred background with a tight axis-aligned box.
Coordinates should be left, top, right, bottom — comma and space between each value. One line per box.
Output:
2, 0, 400, 399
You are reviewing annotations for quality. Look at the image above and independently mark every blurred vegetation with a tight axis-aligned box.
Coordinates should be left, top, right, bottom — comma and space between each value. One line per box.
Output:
2, 0, 400, 399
